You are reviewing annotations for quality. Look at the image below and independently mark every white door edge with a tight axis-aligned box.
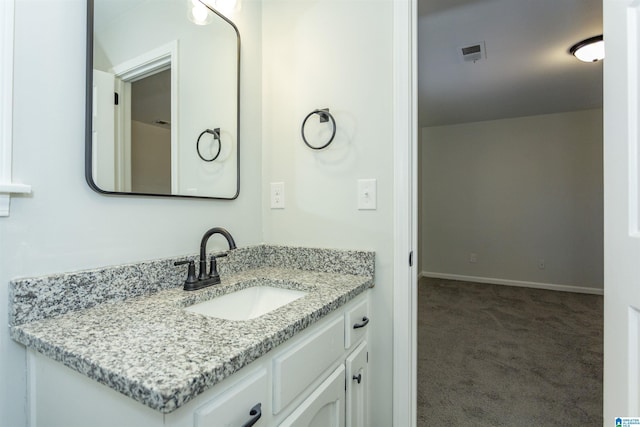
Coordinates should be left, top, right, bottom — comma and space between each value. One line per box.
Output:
392, 0, 417, 426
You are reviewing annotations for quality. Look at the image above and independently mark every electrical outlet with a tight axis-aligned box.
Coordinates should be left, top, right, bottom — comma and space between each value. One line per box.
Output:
538, 259, 545, 270
469, 253, 478, 263
270, 182, 285, 209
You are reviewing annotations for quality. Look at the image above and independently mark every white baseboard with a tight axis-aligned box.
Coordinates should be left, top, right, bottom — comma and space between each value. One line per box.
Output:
419, 271, 604, 295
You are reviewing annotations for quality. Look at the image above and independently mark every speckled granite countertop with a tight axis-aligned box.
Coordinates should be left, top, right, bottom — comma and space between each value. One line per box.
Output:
9, 245, 374, 413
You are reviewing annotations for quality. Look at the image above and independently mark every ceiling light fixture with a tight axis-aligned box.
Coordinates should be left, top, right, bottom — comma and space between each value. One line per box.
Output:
569, 35, 604, 63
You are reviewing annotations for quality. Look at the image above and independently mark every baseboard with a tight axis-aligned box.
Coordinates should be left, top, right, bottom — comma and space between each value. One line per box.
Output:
419, 271, 604, 295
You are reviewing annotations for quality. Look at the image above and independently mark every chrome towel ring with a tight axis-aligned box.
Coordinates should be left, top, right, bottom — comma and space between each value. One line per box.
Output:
301, 108, 336, 150
197, 128, 222, 162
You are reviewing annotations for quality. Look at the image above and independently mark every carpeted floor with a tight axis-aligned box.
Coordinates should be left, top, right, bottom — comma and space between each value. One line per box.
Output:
417, 277, 603, 426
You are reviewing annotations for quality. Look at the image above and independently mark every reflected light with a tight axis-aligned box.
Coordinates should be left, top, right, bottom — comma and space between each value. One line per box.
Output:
188, 0, 213, 25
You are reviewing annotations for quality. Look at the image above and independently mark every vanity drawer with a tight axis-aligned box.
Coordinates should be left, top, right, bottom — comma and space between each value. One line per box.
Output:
194, 368, 268, 427
345, 298, 369, 349
272, 317, 344, 414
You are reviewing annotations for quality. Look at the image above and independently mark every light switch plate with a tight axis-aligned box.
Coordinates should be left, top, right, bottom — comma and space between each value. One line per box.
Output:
271, 182, 285, 209
357, 179, 377, 210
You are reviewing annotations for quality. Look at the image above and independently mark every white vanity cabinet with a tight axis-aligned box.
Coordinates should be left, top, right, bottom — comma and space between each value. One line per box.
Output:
275, 339, 368, 427
27, 350, 270, 427
26, 292, 370, 427
273, 297, 369, 427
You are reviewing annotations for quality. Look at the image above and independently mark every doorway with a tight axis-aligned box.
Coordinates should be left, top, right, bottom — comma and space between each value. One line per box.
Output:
416, 0, 604, 423
130, 69, 172, 194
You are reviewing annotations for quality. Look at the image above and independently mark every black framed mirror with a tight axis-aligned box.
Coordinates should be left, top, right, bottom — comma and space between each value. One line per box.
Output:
85, 0, 240, 199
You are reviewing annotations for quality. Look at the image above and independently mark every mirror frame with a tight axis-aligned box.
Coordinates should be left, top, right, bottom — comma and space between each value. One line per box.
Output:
85, 0, 241, 200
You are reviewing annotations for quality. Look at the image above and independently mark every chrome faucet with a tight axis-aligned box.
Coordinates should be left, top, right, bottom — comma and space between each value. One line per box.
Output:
175, 227, 237, 291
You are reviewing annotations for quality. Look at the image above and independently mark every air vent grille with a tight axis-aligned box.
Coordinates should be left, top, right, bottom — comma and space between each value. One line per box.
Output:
459, 41, 486, 63
461, 45, 481, 56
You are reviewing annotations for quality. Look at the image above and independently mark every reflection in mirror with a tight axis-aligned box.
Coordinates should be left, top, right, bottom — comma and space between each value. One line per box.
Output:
86, 0, 240, 199
131, 69, 172, 194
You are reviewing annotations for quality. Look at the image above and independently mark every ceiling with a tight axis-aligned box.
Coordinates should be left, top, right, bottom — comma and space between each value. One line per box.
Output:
418, 0, 603, 127
93, 0, 148, 33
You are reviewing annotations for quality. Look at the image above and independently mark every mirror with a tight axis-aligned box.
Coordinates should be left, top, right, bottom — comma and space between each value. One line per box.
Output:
86, 0, 240, 199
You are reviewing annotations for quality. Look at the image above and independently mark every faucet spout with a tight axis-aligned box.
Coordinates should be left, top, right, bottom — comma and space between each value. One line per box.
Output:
200, 227, 236, 260
198, 227, 237, 281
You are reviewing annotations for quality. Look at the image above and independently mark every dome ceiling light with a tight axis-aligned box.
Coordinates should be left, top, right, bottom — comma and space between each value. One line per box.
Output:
569, 35, 604, 63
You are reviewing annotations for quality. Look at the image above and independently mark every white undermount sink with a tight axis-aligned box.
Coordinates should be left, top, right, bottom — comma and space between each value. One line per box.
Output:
184, 286, 307, 321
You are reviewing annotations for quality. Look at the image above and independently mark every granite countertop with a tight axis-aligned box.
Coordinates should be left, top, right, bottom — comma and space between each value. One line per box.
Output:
9, 245, 374, 414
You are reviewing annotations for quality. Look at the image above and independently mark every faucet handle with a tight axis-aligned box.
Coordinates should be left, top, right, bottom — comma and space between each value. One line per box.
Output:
174, 260, 197, 285
208, 257, 219, 278
208, 252, 231, 280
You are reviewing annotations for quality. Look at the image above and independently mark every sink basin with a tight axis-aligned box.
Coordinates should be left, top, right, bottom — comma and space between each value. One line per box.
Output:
184, 286, 307, 321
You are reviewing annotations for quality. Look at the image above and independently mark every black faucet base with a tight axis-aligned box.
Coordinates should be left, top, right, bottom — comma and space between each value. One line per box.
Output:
183, 276, 221, 291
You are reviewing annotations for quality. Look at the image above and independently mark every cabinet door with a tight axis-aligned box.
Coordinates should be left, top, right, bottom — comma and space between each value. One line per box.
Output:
194, 368, 268, 427
278, 365, 345, 427
346, 341, 368, 427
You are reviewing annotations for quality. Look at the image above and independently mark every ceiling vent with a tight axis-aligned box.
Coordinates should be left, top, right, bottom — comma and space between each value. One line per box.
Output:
459, 41, 486, 63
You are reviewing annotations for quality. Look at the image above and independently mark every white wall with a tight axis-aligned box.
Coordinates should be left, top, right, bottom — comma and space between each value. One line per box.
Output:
420, 109, 603, 292
261, 0, 394, 424
0, 0, 262, 424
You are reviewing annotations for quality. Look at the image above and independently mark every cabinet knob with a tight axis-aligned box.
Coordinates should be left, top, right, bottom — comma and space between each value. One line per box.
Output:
353, 316, 370, 329
241, 403, 262, 427
353, 373, 362, 384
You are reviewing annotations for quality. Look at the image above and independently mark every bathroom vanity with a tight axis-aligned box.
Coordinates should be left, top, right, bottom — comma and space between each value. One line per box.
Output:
10, 245, 374, 426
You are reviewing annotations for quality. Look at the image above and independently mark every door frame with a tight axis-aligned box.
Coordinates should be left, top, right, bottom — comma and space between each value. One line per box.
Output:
0, 0, 31, 217
603, 0, 640, 420
110, 41, 179, 194
392, 0, 418, 425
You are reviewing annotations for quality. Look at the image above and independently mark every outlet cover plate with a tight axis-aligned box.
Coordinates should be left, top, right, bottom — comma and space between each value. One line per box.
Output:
358, 179, 377, 210
271, 182, 285, 209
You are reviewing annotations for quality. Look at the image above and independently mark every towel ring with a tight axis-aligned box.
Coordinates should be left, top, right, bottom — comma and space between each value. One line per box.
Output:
197, 128, 222, 162
301, 109, 336, 150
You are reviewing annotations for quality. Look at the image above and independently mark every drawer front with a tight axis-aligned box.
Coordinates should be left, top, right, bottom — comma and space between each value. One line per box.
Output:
272, 317, 344, 414
194, 368, 268, 427
345, 298, 369, 349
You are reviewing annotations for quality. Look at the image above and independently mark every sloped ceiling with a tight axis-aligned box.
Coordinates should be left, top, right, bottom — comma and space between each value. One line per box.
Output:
418, 0, 603, 127
94, 0, 148, 33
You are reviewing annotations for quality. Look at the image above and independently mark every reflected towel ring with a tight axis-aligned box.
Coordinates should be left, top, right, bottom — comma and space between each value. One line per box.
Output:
301, 108, 336, 150
197, 128, 222, 162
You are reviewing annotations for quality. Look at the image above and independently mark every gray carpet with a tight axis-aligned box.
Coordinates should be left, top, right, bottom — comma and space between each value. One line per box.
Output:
417, 278, 603, 426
